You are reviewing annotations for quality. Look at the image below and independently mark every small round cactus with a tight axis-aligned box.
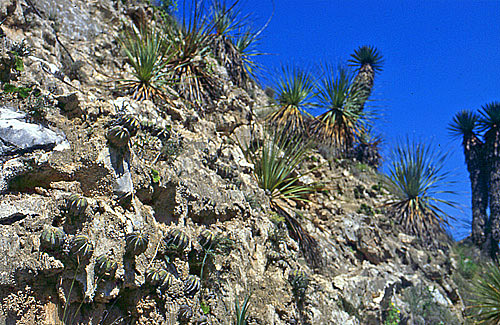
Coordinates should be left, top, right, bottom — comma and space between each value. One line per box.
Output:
66, 194, 88, 219
164, 229, 190, 253
121, 115, 140, 137
107, 125, 130, 148
183, 275, 200, 297
95, 254, 118, 279
288, 269, 309, 299
70, 234, 94, 264
198, 229, 214, 250
178, 304, 193, 324
267, 251, 281, 262
125, 231, 149, 256
145, 268, 174, 288
40, 226, 66, 253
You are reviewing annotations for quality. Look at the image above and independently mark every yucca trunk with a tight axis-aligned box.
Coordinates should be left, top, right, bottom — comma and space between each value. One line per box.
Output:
351, 63, 374, 113
463, 137, 489, 247
486, 129, 500, 251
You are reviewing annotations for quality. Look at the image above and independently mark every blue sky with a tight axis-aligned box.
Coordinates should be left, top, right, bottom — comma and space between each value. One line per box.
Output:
229, 0, 499, 240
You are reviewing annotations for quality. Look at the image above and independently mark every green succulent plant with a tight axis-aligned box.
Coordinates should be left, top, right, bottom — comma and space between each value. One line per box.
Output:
183, 274, 201, 297
94, 254, 118, 280
70, 234, 94, 264
66, 194, 88, 219
107, 125, 131, 148
234, 293, 251, 325
178, 304, 193, 324
40, 226, 66, 253
121, 115, 141, 137
288, 269, 309, 299
145, 268, 172, 288
165, 229, 190, 253
469, 262, 500, 323
198, 229, 214, 250
125, 231, 149, 256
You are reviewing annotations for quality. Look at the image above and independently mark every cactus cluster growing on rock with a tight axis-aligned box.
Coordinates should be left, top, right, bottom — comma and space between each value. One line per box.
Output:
288, 269, 309, 299
95, 254, 118, 280
183, 275, 201, 297
198, 229, 214, 250
125, 231, 149, 256
66, 194, 88, 219
107, 125, 131, 148
70, 234, 94, 264
164, 229, 190, 253
40, 226, 66, 253
145, 268, 174, 288
140, 120, 171, 141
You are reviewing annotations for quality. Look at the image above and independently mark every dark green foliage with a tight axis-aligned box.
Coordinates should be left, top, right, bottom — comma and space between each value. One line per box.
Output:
125, 231, 149, 256
66, 194, 88, 219
178, 304, 193, 324
3, 83, 33, 99
40, 226, 66, 253
70, 235, 94, 264
478, 101, 500, 136
348, 45, 384, 73
0, 40, 31, 82
183, 275, 201, 297
288, 269, 309, 300
145, 268, 173, 288
234, 293, 251, 325
164, 229, 190, 253
384, 139, 457, 240
357, 203, 374, 216
120, 115, 141, 137
449, 110, 480, 139
94, 254, 118, 280
107, 126, 131, 148
198, 229, 214, 250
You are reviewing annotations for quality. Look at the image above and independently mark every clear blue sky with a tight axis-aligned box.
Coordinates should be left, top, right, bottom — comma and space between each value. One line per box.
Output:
171, 1, 500, 239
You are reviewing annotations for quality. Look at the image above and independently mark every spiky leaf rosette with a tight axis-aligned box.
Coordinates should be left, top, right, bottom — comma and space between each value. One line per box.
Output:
183, 275, 201, 297
479, 102, 500, 157
348, 45, 384, 73
469, 262, 500, 323
118, 24, 169, 101
125, 231, 149, 256
120, 115, 141, 137
40, 226, 66, 253
198, 229, 214, 250
70, 235, 94, 264
66, 194, 88, 219
95, 254, 118, 280
310, 64, 367, 153
267, 65, 315, 133
164, 229, 190, 253
107, 126, 130, 148
449, 110, 479, 140
384, 139, 457, 241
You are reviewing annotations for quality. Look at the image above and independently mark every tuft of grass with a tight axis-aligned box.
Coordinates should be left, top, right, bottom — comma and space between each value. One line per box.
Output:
118, 24, 170, 100
310, 63, 368, 153
267, 65, 315, 133
468, 262, 500, 324
234, 293, 251, 325
384, 138, 458, 240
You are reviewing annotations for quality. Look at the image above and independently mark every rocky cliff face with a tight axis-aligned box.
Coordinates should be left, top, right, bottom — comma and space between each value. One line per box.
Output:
0, 1, 466, 324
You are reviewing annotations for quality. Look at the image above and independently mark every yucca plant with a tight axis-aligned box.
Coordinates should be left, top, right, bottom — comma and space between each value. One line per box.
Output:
233, 28, 262, 81
469, 262, 500, 324
384, 139, 457, 241
165, 1, 219, 108
479, 102, 500, 244
267, 65, 315, 133
449, 110, 490, 250
310, 64, 366, 153
241, 128, 321, 266
348, 45, 384, 113
118, 24, 170, 101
